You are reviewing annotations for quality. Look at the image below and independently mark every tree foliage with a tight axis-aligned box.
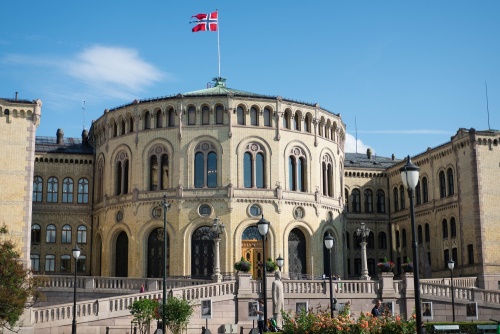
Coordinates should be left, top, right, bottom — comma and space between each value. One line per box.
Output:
0, 226, 43, 333
160, 296, 194, 334
129, 298, 159, 334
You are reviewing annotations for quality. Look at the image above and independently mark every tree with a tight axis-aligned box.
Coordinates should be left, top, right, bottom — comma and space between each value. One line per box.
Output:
0, 226, 43, 333
161, 296, 194, 334
128, 298, 159, 334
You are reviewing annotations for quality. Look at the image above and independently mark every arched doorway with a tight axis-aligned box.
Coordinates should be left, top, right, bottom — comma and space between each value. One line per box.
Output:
242, 226, 269, 279
191, 226, 214, 279
115, 231, 128, 277
323, 231, 335, 277
288, 228, 306, 279
148, 227, 170, 278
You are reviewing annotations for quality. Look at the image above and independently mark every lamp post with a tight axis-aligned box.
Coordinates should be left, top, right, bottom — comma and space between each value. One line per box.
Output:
448, 259, 456, 322
162, 195, 170, 334
211, 216, 225, 282
324, 233, 334, 318
356, 223, 370, 280
257, 215, 270, 331
71, 245, 81, 334
276, 254, 284, 272
400, 155, 422, 334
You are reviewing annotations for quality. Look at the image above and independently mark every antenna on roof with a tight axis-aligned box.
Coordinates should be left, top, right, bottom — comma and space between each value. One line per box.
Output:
355, 116, 358, 153
82, 100, 86, 130
485, 81, 491, 130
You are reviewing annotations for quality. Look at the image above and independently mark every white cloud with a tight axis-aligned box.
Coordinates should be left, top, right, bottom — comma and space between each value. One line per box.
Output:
345, 132, 373, 154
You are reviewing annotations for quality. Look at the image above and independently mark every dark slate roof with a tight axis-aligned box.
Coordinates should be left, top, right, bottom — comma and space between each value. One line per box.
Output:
35, 137, 93, 155
344, 152, 401, 169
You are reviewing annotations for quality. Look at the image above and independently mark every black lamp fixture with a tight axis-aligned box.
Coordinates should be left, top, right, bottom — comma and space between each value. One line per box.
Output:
276, 254, 284, 272
400, 155, 422, 334
448, 259, 456, 322
324, 232, 334, 318
71, 245, 81, 334
257, 215, 270, 330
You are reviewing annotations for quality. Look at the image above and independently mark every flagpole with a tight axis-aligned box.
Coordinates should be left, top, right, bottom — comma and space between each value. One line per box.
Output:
217, 9, 221, 78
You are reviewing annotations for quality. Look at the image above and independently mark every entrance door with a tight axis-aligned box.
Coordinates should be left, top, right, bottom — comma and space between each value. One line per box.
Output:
148, 228, 170, 278
115, 231, 128, 277
191, 226, 214, 279
242, 226, 268, 279
288, 228, 306, 279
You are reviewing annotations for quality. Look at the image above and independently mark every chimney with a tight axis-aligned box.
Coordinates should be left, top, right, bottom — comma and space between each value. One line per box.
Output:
56, 129, 64, 145
82, 129, 89, 146
392, 154, 395, 161
367, 148, 372, 159
15, 92, 18, 100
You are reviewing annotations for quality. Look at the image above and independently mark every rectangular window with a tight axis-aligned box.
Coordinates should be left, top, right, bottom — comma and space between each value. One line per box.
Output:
45, 255, 55, 272
77, 256, 86, 273
31, 255, 40, 272
60, 255, 71, 273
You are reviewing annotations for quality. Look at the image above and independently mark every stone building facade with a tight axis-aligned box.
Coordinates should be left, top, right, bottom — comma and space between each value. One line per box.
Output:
3, 81, 499, 290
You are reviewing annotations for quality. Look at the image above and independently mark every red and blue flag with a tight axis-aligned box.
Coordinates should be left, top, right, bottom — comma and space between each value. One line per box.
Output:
191, 12, 218, 32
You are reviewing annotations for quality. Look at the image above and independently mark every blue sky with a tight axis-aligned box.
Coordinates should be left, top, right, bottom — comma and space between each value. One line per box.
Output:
1, 1, 499, 159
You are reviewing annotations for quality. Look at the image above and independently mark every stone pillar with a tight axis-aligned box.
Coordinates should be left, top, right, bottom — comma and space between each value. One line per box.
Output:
403, 272, 415, 319
212, 237, 222, 283
360, 241, 370, 280
379, 272, 396, 299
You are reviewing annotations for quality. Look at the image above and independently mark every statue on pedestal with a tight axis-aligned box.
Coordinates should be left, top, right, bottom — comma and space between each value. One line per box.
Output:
272, 271, 285, 327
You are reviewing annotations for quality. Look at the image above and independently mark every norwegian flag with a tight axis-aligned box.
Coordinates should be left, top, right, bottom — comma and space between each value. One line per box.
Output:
191, 12, 218, 32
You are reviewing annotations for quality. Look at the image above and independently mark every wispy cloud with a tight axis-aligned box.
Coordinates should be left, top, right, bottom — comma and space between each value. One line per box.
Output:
345, 132, 373, 154
358, 129, 453, 135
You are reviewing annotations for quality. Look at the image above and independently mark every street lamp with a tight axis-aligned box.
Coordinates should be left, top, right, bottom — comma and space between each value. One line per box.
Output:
356, 223, 370, 280
71, 245, 81, 334
448, 259, 456, 322
324, 233, 334, 318
211, 216, 225, 282
400, 155, 422, 334
162, 195, 170, 334
257, 215, 270, 331
276, 254, 284, 272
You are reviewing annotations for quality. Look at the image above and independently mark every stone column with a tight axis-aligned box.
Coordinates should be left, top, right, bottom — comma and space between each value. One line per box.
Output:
360, 241, 370, 280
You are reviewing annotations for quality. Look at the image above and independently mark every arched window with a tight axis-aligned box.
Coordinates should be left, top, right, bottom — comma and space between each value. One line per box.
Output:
288, 147, 306, 192
121, 119, 126, 135
422, 177, 429, 202
304, 114, 312, 133
293, 112, 300, 130
400, 185, 405, 209
402, 229, 407, 248
96, 159, 104, 203
33, 176, 43, 202
283, 110, 291, 129
129, 115, 134, 132
418, 225, 423, 244
367, 232, 375, 249
425, 223, 430, 243
115, 152, 129, 195
149, 146, 169, 191
62, 177, 73, 203
77, 178, 89, 204
167, 108, 175, 127
376, 190, 385, 213
439, 171, 446, 198
244, 143, 265, 188
263, 108, 271, 127
447, 168, 454, 196
250, 107, 258, 126
31, 224, 41, 244
364, 189, 373, 212
216, 105, 223, 124
393, 187, 399, 211
47, 177, 58, 203
351, 189, 361, 212
46, 225, 56, 243
194, 143, 217, 188
62, 225, 72, 243
322, 154, 333, 197
144, 111, 151, 129
202, 106, 210, 125
188, 106, 196, 125
113, 120, 118, 137
77, 225, 87, 244
344, 189, 349, 212
288, 229, 307, 278
442, 219, 448, 239
156, 110, 162, 128
378, 232, 387, 249
237, 106, 245, 125
450, 217, 456, 238
45, 255, 55, 272
415, 182, 422, 205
